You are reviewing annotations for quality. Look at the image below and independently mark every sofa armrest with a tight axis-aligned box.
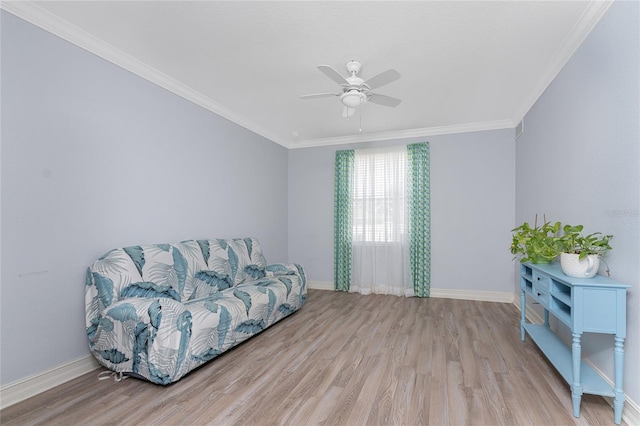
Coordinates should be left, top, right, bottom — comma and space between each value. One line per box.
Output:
265, 263, 307, 288
87, 296, 191, 384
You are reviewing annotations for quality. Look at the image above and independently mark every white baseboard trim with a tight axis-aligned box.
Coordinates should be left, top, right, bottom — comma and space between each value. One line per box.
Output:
308, 281, 335, 291
308, 281, 515, 303
429, 288, 514, 303
624, 396, 640, 426
0, 355, 100, 410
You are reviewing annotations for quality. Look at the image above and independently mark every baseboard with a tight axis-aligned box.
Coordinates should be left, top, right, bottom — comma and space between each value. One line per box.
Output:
308, 281, 335, 291
0, 355, 100, 410
308, 281, 515, 303
429, 288, 514, 303
621, 399, 640, 426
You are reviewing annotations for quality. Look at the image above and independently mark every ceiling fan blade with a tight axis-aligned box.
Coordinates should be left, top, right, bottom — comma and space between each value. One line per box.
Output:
300, 92, 341, 100
363, 69, 401, 90
342, 106, 356, 118
317, 65, 349, 86
368, 93, 402, 107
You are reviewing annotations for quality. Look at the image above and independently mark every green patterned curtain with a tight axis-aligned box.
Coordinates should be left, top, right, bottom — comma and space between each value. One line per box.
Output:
407, 142, 431, 297
334, 150, 354, 292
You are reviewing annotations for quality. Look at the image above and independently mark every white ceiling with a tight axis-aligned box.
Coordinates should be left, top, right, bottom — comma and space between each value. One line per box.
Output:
3, 1, 612, 148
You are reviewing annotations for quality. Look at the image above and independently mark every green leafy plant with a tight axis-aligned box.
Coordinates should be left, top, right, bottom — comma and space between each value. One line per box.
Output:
510, 215, 562, 263
559, 224, 612, 260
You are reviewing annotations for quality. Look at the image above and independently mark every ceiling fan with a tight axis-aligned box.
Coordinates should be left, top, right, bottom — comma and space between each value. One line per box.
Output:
301, 60, 401, 118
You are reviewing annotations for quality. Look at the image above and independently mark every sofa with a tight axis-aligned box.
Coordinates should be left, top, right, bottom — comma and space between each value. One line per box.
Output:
85, 237, 306, 384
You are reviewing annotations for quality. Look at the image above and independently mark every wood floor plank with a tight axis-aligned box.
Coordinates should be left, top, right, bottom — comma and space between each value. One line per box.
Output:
0, 289, 625, 425
344, 355, 388, 425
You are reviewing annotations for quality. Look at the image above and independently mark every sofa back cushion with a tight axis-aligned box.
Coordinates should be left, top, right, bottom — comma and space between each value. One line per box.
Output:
90, 242, 208, 302
227, 238, 268, 285
87, 238, 267, 311
198, 238, 267, 287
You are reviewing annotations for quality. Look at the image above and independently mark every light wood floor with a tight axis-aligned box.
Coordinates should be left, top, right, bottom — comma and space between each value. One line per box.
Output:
1, 289, 624, 425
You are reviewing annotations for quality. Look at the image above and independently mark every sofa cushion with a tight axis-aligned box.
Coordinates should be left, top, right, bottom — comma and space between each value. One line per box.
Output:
243, 264, 266, 280
197, 238, 267, 286
109, 241, 212, 303
227, 238, 267, 285
120, 281, 181, 301
198, 239, 232, 276
193, 270, 233, 291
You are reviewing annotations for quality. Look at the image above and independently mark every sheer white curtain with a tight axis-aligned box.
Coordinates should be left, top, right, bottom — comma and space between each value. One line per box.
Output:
351, 146, 412, 296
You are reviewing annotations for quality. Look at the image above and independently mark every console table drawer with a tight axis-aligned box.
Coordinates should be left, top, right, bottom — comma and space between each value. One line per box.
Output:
532, 271, 550, 290
532, 282, 549, 307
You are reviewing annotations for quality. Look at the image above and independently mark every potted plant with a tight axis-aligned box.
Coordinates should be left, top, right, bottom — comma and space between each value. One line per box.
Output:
559, 224, 612, 278
510, 215, 562, 264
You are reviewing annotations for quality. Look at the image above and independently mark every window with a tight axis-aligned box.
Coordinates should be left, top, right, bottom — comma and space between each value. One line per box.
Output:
334, 142, 430, 297
352, 147, 407, 243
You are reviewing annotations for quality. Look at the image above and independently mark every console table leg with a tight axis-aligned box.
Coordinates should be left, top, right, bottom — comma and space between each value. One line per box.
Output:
571, 332, 583, 418
520, 289, 526, 341
613, 336, 625, 425
544, 309, 549, 327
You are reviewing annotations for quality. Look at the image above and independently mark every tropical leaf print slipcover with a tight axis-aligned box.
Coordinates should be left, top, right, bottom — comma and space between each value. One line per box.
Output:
86, 238, 306, 384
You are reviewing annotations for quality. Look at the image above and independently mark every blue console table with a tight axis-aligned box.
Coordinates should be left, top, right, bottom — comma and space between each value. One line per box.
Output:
519, 262, 629, 424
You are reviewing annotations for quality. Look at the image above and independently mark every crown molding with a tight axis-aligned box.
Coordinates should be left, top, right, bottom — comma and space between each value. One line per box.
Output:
290, 119, 515, 149
3, 1, 609, 151
0, 2, 514, 151
0, 1, 290, 148
511, 0, 614, 125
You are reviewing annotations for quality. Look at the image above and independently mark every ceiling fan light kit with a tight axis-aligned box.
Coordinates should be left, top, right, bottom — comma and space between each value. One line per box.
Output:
301, 60, 401, 118
341, 89, 367, 108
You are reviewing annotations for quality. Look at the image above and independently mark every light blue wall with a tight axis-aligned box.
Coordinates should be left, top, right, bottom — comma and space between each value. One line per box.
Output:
2, 1, 638, 411
515, 0, 639, 407
288, 129, 516, 293
0, 11, 289, 386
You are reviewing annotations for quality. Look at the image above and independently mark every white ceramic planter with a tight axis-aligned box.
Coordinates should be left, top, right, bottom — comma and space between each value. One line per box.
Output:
560, 252, 600, 278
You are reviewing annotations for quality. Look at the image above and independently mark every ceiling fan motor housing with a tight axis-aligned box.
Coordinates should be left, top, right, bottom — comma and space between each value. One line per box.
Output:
344, 60, 366, 88
346, 60, 362, 75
